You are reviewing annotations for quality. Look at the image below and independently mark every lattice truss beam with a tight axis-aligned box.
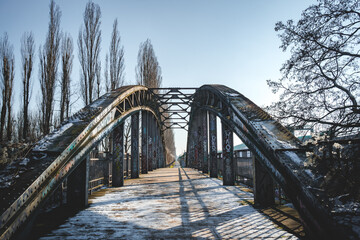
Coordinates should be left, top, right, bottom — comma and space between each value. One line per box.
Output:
149, 88, 197, 130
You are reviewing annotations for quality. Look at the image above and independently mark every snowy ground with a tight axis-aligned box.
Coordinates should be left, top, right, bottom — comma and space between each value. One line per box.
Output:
39, 165, 298, 239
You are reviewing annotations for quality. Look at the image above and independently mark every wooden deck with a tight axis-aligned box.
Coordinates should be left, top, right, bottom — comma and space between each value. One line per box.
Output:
38, 165, 303, 239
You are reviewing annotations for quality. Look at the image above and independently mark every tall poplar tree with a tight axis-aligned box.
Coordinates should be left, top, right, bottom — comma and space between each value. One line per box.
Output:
0, 33, 15, 142
60, 33, 73, 123
39, 0, 61, 135
21, 32, 35, 141
78, 1, 101, 105
109, 18, 125, 90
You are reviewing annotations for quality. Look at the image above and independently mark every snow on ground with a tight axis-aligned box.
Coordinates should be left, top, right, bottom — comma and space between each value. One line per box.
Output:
19, 158, 30, 166
0, 174, 13, 189
39, 167, 298, 239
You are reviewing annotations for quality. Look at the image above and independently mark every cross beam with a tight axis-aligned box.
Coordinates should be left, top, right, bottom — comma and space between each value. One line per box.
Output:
149, 88, 197, 131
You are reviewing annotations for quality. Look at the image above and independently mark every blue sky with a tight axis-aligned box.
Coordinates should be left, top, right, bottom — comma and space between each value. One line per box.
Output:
0, 0, 317, 154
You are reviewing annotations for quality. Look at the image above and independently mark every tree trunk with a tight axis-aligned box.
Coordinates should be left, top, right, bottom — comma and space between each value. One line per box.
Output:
0, 99, 6, 142
6, 103, 11, 141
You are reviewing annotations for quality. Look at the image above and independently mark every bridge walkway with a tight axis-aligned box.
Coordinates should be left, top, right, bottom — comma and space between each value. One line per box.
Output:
38, 163, 302, 239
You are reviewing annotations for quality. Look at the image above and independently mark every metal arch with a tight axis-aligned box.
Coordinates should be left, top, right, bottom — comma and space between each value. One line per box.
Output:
0, 86, 164, 240
186, 84, 345, 239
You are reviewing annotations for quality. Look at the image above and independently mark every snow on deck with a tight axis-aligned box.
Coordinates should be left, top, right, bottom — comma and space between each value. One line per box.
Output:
39, 167, 298, 239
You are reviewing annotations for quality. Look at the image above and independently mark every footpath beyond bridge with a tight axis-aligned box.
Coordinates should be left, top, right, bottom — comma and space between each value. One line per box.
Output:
37, 163, 302, 239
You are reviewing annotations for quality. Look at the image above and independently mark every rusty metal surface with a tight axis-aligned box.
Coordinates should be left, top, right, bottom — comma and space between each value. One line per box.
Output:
0, 85, 165, 240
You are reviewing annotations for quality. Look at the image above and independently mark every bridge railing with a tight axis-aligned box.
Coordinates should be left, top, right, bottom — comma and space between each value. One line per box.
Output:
88, 151, 135, 193
89, 153, 112, 194
216, 150, 253, 187
88, 149, 168, 195
216, 149, 288, 204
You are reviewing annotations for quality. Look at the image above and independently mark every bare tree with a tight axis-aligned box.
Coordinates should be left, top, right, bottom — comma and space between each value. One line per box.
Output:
162, 111, 176, 163
135, 39, 175, 161
136, 39, 162, 89
78, 1, 101, 105
16, 109, 40, 143
104, 53, 110, 92
268, 0, 360, 137
39, 0, 61, 135
20, 32, 35, 141
16, 111, 23, 142
0, 33, 15, 142
96, 61, 101, 98
60, 33, 73, 123
164, 128, 176, 163
31, 110, 42, 141
109, 19, 125, 90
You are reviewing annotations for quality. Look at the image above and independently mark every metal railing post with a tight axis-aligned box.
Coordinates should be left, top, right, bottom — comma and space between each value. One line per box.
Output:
141, 111, 148, 174
148, 114, 153, 171
67, 155, 90, 208
209, 112, 218, 178
112, 123, 124, 187
253, 155, 275, 207
202, 110, 208, 173
131, 113, 140, 178
222, 121, 234, 186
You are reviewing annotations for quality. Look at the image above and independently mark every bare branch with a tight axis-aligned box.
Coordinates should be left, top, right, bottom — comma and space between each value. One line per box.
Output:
269, 0, 360, 137
109, 18, 125, 90
78, 1, 101, 105
38, 0, 61, 135
20, 32, 35, 141
60, 33, 73, 123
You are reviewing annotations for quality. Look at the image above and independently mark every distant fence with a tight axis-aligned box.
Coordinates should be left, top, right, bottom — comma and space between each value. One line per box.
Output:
217, 150, 288, 203
217, 149, 253, 187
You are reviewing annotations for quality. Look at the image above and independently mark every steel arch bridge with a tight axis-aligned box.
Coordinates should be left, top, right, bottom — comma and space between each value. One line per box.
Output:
0, 85, 355, 239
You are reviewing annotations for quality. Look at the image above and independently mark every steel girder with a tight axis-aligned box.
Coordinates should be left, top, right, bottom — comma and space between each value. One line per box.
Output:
208, 111, 218, 178
149, 88, 197, 130
0, 86, 165, 240
186, 84, 349, 239
112, 123, 125, 187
